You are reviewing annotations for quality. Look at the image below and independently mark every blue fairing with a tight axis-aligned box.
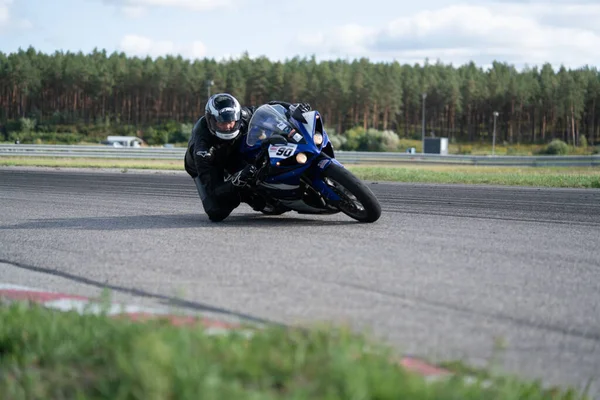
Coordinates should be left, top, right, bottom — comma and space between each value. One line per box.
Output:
238, 104, 342, 203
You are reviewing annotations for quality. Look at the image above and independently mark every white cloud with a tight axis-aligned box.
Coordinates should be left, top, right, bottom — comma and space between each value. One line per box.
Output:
101, 0, 235, 16
0, 0, 32, 32
0, 1, 9, 26
121, 5, 146, 18
295, 2, 600, 68
119, 34, 207, 59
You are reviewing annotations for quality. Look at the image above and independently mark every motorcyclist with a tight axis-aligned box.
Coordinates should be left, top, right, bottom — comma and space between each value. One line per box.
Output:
184, 92, 311, 222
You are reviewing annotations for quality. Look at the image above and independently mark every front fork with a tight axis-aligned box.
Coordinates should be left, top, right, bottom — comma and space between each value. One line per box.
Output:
305, 154, 344, 203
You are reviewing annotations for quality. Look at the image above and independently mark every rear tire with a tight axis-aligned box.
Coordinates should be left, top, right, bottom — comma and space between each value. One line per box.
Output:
322, 162, 381, 223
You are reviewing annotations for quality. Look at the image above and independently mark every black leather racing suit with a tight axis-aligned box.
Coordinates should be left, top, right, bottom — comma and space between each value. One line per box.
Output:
184, 100, 295, 222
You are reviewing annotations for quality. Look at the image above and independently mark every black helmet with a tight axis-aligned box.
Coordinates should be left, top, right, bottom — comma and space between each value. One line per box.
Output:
205, 93, 243, 141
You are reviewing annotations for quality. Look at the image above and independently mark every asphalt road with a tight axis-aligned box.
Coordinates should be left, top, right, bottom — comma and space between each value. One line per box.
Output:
1, 166, 599, 396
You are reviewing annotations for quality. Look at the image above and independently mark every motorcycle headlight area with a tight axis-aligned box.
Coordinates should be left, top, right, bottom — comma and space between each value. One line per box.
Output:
313, 133, 323, 146
295, 152, 308, 164
275, 152, 309, 166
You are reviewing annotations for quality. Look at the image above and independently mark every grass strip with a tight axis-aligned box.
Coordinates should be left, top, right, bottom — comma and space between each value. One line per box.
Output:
349, 165, 600, 188
0, 301, 589, 399
1, 156, 599, 188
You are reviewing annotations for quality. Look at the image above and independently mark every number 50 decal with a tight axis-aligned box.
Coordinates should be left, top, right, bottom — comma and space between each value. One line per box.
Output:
268, 144, 298, 159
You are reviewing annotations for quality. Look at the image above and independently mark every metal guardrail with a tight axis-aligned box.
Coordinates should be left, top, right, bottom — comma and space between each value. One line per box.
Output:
0, 144, 184, 160
1, 144, 599, 167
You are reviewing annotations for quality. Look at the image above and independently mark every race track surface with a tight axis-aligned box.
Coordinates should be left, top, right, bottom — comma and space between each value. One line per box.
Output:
1, 167, 599, 395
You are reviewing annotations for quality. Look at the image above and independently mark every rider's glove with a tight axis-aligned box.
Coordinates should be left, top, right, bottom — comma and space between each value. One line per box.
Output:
230, 164, 258, 187
240, 106, 255, 124
298, 103, 311, 113
289, 102, 311, 114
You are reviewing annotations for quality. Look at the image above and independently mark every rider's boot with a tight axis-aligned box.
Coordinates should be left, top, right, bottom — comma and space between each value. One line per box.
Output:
239, 189, 267, 212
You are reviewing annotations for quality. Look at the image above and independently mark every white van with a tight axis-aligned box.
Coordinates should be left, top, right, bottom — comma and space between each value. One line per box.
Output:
101, 136, 144, 148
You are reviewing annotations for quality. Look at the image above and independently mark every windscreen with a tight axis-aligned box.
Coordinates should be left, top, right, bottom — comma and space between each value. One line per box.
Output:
246, 104, 296, 146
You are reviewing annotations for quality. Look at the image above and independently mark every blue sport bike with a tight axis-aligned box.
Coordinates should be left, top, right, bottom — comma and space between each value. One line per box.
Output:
236, 103, 382, 223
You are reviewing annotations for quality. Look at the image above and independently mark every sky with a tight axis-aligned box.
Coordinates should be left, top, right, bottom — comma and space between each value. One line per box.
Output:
1, 0, 599, 70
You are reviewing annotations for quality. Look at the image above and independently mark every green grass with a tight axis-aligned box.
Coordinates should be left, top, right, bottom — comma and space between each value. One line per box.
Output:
0, 301, 590, 399
1, 156, 599, 188
446, 142, 595, 156
348, 165, 600, 188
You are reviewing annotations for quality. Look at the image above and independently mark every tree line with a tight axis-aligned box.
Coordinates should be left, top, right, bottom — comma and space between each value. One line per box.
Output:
1, 46, 599, 146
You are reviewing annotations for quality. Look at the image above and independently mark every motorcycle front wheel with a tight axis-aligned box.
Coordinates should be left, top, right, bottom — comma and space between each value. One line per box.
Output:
321, 163, 381, 223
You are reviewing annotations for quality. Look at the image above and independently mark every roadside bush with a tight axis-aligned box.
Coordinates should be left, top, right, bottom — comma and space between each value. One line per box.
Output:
19, 117, 36, 133
456, 144, 472, 155
143, 127, 164, 145
343, 127, 364, 150
377, 130, 401, 151
143, 122, 192, 145
7, 131, 83, 144
339, 127, 400, 151
540, 139, 569, 155
328, 133, 347, 150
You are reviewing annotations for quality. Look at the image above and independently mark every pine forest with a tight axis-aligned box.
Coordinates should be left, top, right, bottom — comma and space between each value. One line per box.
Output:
1, 47, 599, 152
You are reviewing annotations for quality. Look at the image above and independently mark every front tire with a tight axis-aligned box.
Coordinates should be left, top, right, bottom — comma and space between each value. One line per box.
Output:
322, 163, 381, 223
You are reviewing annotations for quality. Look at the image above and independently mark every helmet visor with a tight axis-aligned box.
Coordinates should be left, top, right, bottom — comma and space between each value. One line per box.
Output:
215, 120, 238, 132
215, 107, 241, 123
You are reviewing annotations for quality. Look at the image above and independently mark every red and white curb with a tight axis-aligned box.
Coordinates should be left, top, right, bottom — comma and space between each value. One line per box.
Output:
0, 283, 469, 383
399, 357, 452, 381
0, 283, 243, 335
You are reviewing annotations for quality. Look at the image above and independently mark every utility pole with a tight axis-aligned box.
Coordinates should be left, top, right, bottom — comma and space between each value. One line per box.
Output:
492, 111, 499, 156
422, 92, 427, 154
207, 80, 214, 98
